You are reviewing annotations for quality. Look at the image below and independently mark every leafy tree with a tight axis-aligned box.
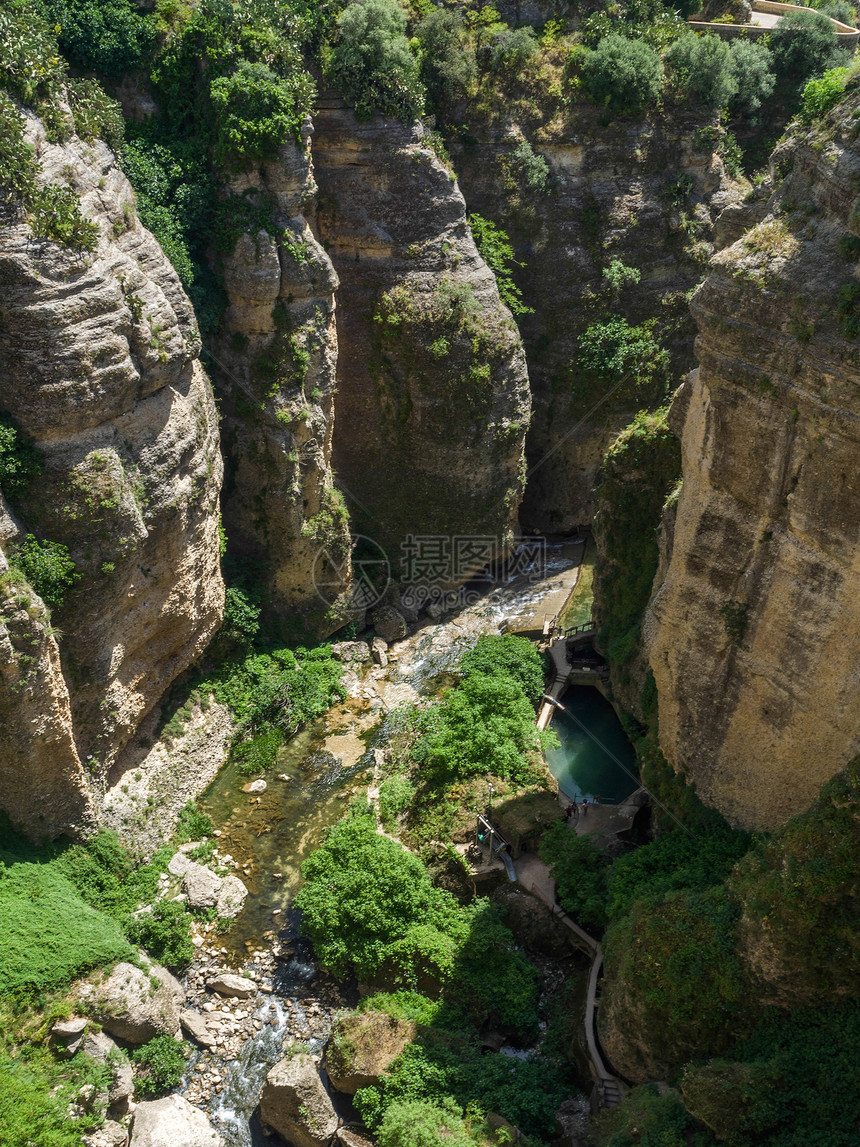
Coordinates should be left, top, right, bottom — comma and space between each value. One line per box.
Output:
539, 820, 608, 931
799, 63, 848, 121
209, 58, 308, 167
326, 0, 425, 122
486, 25, 538, 76
67, 77, 125, 149
582, 34, 664, 114
468, 214, 531, 315
0, 415, 41, 498
415, 8, 475, 108
728, 38, 776, 117
602, 258, 641, 295
295, 802, 466, 981
665, 32, 737, 109
457, 633, 546, 704
377, 1098, 472, 1147
577, 315, 668, 384
13, 534, 79, 608
220, 585, 261, 646
36, 0, 157, 78
770, 9, 843, 84
415, 672, 545, 787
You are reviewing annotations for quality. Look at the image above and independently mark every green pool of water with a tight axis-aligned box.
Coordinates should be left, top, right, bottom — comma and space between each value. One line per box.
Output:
544, 686, 639, 804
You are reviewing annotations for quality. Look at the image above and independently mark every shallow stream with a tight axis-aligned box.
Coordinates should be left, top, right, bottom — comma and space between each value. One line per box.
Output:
180, 542, 624, 1143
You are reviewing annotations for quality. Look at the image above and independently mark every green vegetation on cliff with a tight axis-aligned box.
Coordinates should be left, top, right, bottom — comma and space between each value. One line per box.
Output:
593, 407, 681, 667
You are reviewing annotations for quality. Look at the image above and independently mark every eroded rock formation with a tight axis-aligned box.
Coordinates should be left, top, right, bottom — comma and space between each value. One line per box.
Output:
313, 98, 531, 581
0, 109, 223, 834
213, 119, 352, 638
647, 96, 860, 830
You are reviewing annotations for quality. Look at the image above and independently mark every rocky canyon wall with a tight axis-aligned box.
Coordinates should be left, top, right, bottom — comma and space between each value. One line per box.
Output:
451, 101, 744, 533
212, 119, 352, 639
313, 98, 531, 582
646, 93, 860, 831
0, 109, 224, 834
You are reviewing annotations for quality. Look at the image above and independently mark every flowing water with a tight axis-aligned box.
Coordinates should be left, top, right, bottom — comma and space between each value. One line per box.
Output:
181, 540, 611, 1142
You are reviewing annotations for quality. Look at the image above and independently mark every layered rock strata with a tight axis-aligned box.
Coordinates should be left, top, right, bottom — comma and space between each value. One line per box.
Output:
647, 96, 860, 830
0, 109, 223, 833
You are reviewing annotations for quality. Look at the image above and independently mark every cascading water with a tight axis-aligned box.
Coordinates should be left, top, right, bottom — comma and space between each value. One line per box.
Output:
176, 539, 590, 1142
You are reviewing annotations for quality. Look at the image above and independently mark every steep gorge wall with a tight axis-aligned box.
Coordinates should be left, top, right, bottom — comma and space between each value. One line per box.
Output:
0, 110, 223, 835
647, 93, 860, 831
313, 99, 531, 581
452, 103, 744, 533
212, 120, 352, 639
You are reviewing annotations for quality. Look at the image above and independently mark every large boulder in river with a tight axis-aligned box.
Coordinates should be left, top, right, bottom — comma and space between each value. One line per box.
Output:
370, 606, 406, 643
83, 960, 184, 1044
181, 861, 222, 910
260, 1054, 339, 1147
326, 1011, 416, 1095
130, 1094, 222, 1147
215, 873, 248, 918
207, 972, 255, 999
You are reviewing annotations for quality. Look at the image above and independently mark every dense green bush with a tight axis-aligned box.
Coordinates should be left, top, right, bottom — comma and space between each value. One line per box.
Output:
539, 821, 608, 931
356, 1036, 567, 1139
665, 32, 737, 108
486, 25, 538, 76
582, 34, 664, 114
326, 0, 425, 121
604, 885, 747, 1069
36, 0, 156, 78
457, 633, 545, 704
0, 415, 41, 499
13, 534, 79, 608
0, 1031, 112, 1147
377, 1098, 473, 1147
728, 38, 776, 117
131, 1034, 190, 1097
607, 826, 750, 919
124, 899, 194, 971
67, 77, 124, 148
379, 775, 416, 829
295, 802, 466, 982
799, 63, 848, 120
468, 214, 531, 316
770, 9, 844, 83
28, 184, 99, 252
683, 1004, 860, 1145
0, 865, 131, 996
590, 1082, 715, 1147
0, 94, 38, 212
730, 757, 860, 1000
602, 258, 641, 295
0, 0, 66, 106
220, 585, 261, 646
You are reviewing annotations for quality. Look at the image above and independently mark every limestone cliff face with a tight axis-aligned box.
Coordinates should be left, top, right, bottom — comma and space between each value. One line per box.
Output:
0, 109, 223, 824
451, 106, 743, 532
313, 99, 531, 580
214, 121, 352, 638
647, 93, 860, 831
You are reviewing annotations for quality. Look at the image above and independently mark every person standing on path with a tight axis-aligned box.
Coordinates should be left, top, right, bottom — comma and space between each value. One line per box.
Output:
581, 798, 589, 817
